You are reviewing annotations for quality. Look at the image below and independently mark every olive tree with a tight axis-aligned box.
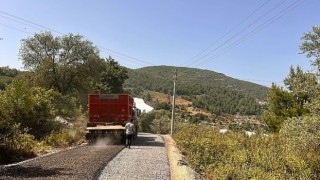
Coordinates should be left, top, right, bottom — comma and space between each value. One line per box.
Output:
19, 32, 104, 95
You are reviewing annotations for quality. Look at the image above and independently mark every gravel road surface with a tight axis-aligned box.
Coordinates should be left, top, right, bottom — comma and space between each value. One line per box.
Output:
0, 144, 123, 180
98, 133, 170, 180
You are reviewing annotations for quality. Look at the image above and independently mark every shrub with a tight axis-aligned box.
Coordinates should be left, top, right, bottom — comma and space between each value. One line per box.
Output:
174, 124, 320, 179
138, 111, 156, 132
280, 115, 320, 179
150, 111, 170, 134
46, 130, 81, 147
139, 110, 171, 134
0, 80, 61, 139
45, 122, 86, 147
0, 121, 37, 163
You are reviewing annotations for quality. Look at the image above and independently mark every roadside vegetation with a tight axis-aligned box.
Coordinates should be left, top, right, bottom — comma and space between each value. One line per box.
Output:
0, 32, 128, 164
173, 26, 320, 179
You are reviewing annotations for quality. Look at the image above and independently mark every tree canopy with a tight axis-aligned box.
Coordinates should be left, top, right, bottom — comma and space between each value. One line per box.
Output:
19, 32, 104, 95
92, 56, 128, 94
300, 25, 320, 71
264, 25, 320, 132
18, 32, 129, 98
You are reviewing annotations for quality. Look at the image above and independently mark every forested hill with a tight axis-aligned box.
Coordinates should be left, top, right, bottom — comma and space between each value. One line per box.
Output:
125, 66, 269, 100
124, 66, 269, 115
0, 64, 269, 116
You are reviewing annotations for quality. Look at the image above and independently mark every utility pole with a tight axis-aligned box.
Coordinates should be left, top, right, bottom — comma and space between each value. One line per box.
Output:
171, 69, 177, 135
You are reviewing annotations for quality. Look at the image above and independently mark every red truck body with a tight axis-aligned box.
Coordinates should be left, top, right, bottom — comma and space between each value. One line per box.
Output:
86, 94, 139, 144
88, 94, 133, 126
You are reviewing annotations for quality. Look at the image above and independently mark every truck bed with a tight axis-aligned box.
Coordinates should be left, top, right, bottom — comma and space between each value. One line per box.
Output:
88, 94, 133, 125
86, 125, 125, 130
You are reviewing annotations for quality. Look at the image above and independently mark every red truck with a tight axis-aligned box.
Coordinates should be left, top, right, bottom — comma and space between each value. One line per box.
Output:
85, 94, 140, 144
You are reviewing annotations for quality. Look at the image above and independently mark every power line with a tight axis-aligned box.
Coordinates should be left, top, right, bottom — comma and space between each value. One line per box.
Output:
0, 22, 33, 35
0, 14, 43, 32
183, 0, 290, 68
179, 0, 306, 84
98, 46, 155, 66
0, 10, 155, 67
194, 0, 306, 69
183, 0, 273, 67
0, 10, 65, 35
99, 50, 146, 69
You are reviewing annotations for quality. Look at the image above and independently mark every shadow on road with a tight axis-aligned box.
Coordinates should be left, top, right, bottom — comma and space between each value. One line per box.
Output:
0, 165, 71, 178
133, 133, 165, 147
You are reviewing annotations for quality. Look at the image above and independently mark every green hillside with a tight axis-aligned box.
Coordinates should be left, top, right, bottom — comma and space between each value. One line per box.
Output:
124, 66, 269, 115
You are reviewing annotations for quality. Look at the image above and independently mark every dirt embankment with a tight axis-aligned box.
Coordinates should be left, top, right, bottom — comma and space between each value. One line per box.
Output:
162, 135, 202, 180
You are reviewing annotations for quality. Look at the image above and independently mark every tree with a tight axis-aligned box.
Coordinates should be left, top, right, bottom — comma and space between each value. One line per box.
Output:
300, 25, 320, 72
19, 32, 104, 95
299, 26, 320, 115
263, 84, 298, 132
283, 66, 314, 116
92, 56, 128, 94
263, 26, 320, 132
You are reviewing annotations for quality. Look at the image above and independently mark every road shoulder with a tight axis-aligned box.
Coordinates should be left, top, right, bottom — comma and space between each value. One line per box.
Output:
162, 135, 202, 180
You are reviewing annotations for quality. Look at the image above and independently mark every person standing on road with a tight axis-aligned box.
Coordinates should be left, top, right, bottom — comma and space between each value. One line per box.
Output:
125, 119, 135, 148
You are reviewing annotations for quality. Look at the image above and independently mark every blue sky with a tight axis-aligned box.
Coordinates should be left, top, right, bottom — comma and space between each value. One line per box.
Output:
0, 0, 319, 87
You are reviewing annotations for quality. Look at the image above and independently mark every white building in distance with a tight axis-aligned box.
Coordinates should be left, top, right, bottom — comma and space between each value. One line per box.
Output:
134, 98, 154, 113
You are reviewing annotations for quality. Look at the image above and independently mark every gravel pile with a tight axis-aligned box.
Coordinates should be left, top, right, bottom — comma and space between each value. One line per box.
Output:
98, 133, 170, 180
0, 144, 123, 180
